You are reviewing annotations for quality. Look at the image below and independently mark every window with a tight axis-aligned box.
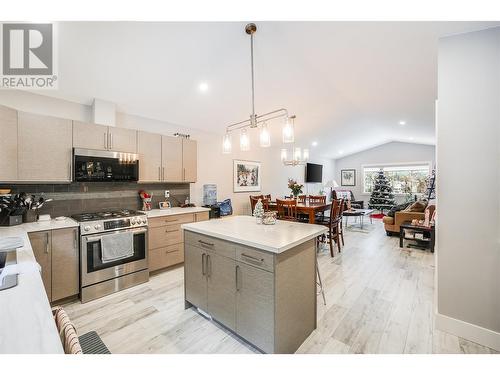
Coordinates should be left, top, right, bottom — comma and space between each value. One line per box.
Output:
363, 164, 430, 195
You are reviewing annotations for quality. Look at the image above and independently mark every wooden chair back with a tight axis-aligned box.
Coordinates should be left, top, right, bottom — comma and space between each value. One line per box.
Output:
297, 195, 307, 204
276, 199, 297, 221
249, 195, 264, 213
329, 199, 343, 226
309, 195, 326, 204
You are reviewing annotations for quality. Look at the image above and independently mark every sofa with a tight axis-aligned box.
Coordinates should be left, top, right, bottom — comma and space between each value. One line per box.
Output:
332, 190, 364, 209
383, 204, 435, 236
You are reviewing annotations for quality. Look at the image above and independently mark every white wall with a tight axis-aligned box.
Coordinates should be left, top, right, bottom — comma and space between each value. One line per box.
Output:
334, 141, 436, 205
0, 91, 334, 215
436, 27, 500, 350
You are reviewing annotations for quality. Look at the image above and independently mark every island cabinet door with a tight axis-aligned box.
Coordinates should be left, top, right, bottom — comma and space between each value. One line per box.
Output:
235, 262, 275, 353
206, 252, 236, 330
184, 244, 207, 311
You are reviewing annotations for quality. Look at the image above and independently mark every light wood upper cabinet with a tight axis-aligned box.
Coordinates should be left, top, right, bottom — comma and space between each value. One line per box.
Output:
182, 139, 197, 182
29, 231, 52, 301
73, 121, 109, 151
51, 228, 79, 301
108, 127, 137, 153
162, 136, 183, 182
73, 122, 137, 153
18, 112, 72, 182
138, 131, 162, 182
0, 105, 18, 181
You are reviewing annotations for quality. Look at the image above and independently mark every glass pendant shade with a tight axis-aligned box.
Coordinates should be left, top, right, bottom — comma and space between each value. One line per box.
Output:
303, 149, 310, 161
240, 129, 250, 151
222, 133, 232, 154
259, 123, 271, 147
282, 118, 294, 143
280, 149, 287, 162
294, 147, 302, 161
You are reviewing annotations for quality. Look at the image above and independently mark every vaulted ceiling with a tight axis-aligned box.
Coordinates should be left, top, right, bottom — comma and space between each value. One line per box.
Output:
43, 21, 499, 158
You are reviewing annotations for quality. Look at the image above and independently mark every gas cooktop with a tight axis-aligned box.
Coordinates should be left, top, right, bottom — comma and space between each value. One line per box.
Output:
71, 209, 143, 222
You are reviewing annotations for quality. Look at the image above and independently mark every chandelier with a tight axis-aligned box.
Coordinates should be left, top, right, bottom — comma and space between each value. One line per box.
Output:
222, 23, 309, 166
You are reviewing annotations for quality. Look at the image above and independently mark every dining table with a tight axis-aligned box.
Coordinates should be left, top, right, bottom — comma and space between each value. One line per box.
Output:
267, 200, 331, 224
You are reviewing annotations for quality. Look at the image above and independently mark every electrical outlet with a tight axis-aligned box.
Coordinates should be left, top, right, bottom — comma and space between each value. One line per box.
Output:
164, 190, 170, 198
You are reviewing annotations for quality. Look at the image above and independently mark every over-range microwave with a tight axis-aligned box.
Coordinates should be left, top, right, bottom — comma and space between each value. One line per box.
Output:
73, 148, 139, 182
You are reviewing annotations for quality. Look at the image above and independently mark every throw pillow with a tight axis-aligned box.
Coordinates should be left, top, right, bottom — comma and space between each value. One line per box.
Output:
404, 200, 427, 213
387, 202, 410, 217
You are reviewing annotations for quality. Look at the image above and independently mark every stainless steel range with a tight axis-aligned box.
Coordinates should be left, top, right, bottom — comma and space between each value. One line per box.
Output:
72, 209, 149, 303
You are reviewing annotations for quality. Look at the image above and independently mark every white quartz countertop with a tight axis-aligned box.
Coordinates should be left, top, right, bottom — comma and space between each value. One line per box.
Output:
145, 206, 210, 218
182, 215, 327, 254
0, 218, 77, 354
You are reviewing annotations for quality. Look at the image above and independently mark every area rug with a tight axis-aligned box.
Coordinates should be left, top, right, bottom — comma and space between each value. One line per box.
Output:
370, 213, 385, 219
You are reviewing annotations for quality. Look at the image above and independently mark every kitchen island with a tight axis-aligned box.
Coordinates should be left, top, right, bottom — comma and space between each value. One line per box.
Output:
182, 215, 327, 354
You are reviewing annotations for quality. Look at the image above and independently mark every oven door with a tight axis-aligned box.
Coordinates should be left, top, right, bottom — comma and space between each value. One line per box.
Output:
81, 227, 148, 287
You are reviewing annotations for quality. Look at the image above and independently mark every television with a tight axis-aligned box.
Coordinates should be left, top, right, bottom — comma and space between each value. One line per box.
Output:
305, 163, 323, 183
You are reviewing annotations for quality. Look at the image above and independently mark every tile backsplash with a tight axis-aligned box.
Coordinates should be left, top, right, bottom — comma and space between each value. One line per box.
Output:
2, 182, 190, 218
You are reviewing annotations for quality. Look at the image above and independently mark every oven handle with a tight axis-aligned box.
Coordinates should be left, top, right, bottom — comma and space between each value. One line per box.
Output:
84, 228, 148, 242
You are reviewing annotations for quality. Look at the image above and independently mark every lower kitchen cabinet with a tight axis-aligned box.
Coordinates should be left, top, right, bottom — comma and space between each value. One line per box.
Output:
183, 230, 316, 354
147, 211, 210, 272
29, 227, 79, 302
207, 252, 236, 330
184, 243, 208, 311
235, 262, 274, 352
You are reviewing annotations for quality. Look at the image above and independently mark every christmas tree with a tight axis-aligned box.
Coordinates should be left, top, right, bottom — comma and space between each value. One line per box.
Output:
368, 170, 395, 210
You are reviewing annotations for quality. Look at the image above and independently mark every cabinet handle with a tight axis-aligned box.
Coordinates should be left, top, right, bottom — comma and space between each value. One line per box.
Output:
207, 254, 211, 277
166, 218, 178, 223
104, 132, 107, 149
202, 253, 206, 276
183, 167, 186, 181
68, 162, 71, 179
162, 167, 165, 181
45, 232, 50, 254
241, 253, 264, 263
165, 228, 179, 233
158, 166, 161, 181
109, 133, 113, 149
198, 240, 214, 247
74, 229, 78, 253
235, 265, 240, 291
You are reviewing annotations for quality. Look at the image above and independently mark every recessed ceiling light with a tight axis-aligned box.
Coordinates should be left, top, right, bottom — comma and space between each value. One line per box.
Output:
312, 141, 318, 147
399, 121, 406, 126
198, 82, 209, 92
408, 137, 414, 141
338, 150, 344, 155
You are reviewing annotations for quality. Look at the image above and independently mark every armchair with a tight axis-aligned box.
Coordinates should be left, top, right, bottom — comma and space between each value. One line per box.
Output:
332, 190, 365, 209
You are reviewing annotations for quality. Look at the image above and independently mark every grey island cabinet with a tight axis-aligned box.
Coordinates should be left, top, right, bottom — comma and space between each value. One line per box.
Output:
182, 215, 327, 354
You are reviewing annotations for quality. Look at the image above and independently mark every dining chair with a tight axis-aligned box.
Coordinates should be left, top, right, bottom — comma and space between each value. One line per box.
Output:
276, 198, 298, 221
308, 195, 326, 204
338, 197, 345, 246
316, 199, 343, 257
249, 195, 264, 214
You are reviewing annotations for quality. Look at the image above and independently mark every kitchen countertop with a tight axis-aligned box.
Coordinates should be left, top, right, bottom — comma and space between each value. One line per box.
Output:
182, 215, 327, 254
145, 206, 210, 218
0, 218, 78, 354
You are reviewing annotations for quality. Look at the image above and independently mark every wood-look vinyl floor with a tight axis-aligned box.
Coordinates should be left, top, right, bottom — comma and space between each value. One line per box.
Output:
63, 219, 498, 354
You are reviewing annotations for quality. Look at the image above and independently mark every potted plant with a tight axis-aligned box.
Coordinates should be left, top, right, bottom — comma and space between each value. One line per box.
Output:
288, 178, 304, 198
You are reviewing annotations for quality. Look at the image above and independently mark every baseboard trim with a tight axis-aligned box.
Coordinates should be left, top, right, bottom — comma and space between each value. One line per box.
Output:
435, 312, 500, 352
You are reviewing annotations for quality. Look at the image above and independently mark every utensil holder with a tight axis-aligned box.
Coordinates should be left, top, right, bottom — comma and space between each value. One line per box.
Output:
23, 210, 38, 223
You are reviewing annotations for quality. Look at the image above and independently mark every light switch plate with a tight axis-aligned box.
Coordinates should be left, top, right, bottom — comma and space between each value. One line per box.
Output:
164, 190, 170, 198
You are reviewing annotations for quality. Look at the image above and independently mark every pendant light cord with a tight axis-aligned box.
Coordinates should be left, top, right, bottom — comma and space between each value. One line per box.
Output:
250, 32, 255, 117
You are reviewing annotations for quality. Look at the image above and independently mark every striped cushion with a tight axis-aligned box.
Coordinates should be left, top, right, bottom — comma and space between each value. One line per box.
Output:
52, 306, 83, 354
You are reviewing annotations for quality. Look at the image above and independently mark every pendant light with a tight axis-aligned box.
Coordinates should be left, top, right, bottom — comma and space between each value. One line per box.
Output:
222, 133, 232, 154
259, 122, 271, 147
240, 129, 250, 151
